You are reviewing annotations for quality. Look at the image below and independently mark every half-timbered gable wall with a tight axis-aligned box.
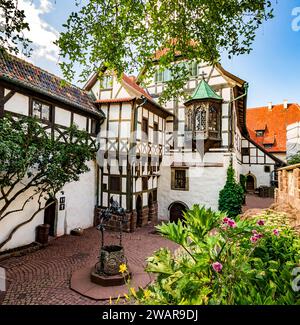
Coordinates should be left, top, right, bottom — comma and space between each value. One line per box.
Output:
92, 74, 169, 230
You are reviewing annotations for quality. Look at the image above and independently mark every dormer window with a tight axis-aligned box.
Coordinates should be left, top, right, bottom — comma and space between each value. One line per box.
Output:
256, 130, 265, 137
264, 144, 273, 149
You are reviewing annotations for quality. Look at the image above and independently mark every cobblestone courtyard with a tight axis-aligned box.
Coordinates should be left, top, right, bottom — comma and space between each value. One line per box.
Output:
0, 195, 273, 305
0, 226, 177, 305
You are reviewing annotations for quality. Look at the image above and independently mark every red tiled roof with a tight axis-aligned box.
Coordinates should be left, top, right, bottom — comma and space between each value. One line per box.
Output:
247, 103, 300, 153
122, 74, 153, 101
0, 52, 102, 117
96, 97, 133, 103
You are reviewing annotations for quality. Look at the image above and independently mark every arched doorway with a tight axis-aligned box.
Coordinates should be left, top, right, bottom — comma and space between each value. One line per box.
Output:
169, 202, 188, 223
136, 195, 143, 227
148, 193, 153, 221
246, 174, 255, 192
44, 198, 57, 237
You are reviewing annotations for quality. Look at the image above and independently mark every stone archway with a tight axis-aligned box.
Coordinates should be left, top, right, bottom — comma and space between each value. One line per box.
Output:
169, 201, 188, 223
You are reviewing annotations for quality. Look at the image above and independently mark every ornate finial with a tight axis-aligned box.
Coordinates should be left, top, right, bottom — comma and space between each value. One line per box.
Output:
200, 70, 207, 80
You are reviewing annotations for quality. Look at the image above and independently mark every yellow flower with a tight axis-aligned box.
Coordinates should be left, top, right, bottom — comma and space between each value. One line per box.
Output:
109, 296, 112, 305
119, 263, 127, 274
143, 289, 151, 299
130, 287, 137, 298
124, 293, 130, 300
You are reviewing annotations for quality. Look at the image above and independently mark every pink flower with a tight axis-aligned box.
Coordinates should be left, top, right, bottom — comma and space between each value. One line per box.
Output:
257, 220, 265, 226
212, 262, 223, 273
273, 229, 280, 236
223, 217, 229, 223
252, 230, 258, 235
227, 219, 237, 228
250, 236, 259, 243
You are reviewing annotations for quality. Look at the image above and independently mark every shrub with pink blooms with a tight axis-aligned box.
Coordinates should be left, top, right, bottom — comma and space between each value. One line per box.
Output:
138, 205, 300, 305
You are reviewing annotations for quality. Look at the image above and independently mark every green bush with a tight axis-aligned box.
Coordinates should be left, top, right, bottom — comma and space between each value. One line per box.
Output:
288, 152, 300, 165
218, 164, 244, 218
133, 206, 300, 305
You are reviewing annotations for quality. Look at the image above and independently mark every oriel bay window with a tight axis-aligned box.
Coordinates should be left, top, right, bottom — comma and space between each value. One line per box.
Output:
184, 79, 222, 145
185, 102, 221, 139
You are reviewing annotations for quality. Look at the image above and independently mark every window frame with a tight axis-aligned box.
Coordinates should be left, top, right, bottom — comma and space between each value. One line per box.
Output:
101, 75, 113, 89
142, 118, 149, 142
171, 168, 189, 191
242, 147, 250, 156
256, 130, 265, 137
109, 175, 121, 193
31, 98, 52, 123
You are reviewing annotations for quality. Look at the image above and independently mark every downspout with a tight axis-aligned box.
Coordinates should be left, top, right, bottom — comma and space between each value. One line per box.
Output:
228, 82, 249, 151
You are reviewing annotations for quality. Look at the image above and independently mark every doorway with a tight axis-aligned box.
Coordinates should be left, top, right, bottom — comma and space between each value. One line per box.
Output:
136, 195, 143, 227
246, 174, 255, 192
169, 202, 188, 223
44, 198, 57, 237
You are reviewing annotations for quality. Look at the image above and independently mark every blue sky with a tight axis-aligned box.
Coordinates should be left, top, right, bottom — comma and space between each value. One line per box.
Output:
19, 0, 300, 108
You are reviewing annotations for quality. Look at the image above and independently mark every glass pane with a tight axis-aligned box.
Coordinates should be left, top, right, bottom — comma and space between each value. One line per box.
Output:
41, 104, 50, 120
32, 100, 41, 118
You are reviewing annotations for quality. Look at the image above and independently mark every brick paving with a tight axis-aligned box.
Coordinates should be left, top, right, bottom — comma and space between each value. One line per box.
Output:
243, 194, 274, 212
0, 225, 177, 305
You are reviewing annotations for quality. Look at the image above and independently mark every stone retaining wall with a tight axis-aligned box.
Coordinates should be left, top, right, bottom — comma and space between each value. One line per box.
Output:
275, 163, 300, 215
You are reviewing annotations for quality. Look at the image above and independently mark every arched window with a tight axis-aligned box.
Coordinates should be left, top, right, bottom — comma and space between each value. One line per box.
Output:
185, 107, 194, 131
195, 105, 207, 131
208, 106, 218, 132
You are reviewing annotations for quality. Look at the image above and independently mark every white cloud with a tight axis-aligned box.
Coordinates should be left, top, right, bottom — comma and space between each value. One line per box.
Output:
18, 0, 59, 63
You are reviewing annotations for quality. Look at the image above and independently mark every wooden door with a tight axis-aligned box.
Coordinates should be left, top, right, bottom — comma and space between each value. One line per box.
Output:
44, 198, 56, 236
170, 203, 187, 223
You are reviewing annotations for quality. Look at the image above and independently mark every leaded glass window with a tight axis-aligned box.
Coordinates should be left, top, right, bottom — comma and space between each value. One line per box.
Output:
208, 106, 218, 131
195, 105, 207, 131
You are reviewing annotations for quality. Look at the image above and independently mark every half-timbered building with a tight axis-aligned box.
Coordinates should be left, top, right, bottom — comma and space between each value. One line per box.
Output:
84, 73, 172, 231
138, 60, 285, 220
0, 53, 104, 251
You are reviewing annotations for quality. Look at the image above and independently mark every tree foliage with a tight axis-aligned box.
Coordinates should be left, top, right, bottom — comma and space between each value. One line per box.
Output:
288, 152, 300, 165
218, 164, 245, 218
57, 0, 274, 102
0, 0, 32, 56
0, 115, 96, 249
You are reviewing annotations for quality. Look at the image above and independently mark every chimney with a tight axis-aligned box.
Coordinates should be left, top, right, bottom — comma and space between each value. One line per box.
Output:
267, 102, 272, 110
283, 99, 288, 109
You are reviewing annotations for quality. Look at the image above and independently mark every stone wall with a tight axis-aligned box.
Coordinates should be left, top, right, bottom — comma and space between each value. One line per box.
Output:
275, 164, 300, 212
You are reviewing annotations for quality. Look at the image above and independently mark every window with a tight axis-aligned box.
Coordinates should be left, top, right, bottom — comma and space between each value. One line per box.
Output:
154, 70, 163, 83
264, 144, 273, 149
142, 118, 148, 141
195, 105, 207, 131
256, 130, 265, 137
153, 189, 157, 202
264, 166, 271, 173
142, 177, 148, 191
208, 106, 218, 132
171, 168, 189, 191
90, 119, 98, 135
242, 147, 250, 156
101, 75, 113, 89
32, 99, 51, 121
153, 122, 159, 144
109, 176, 121, 192
189, 61, 198, 77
